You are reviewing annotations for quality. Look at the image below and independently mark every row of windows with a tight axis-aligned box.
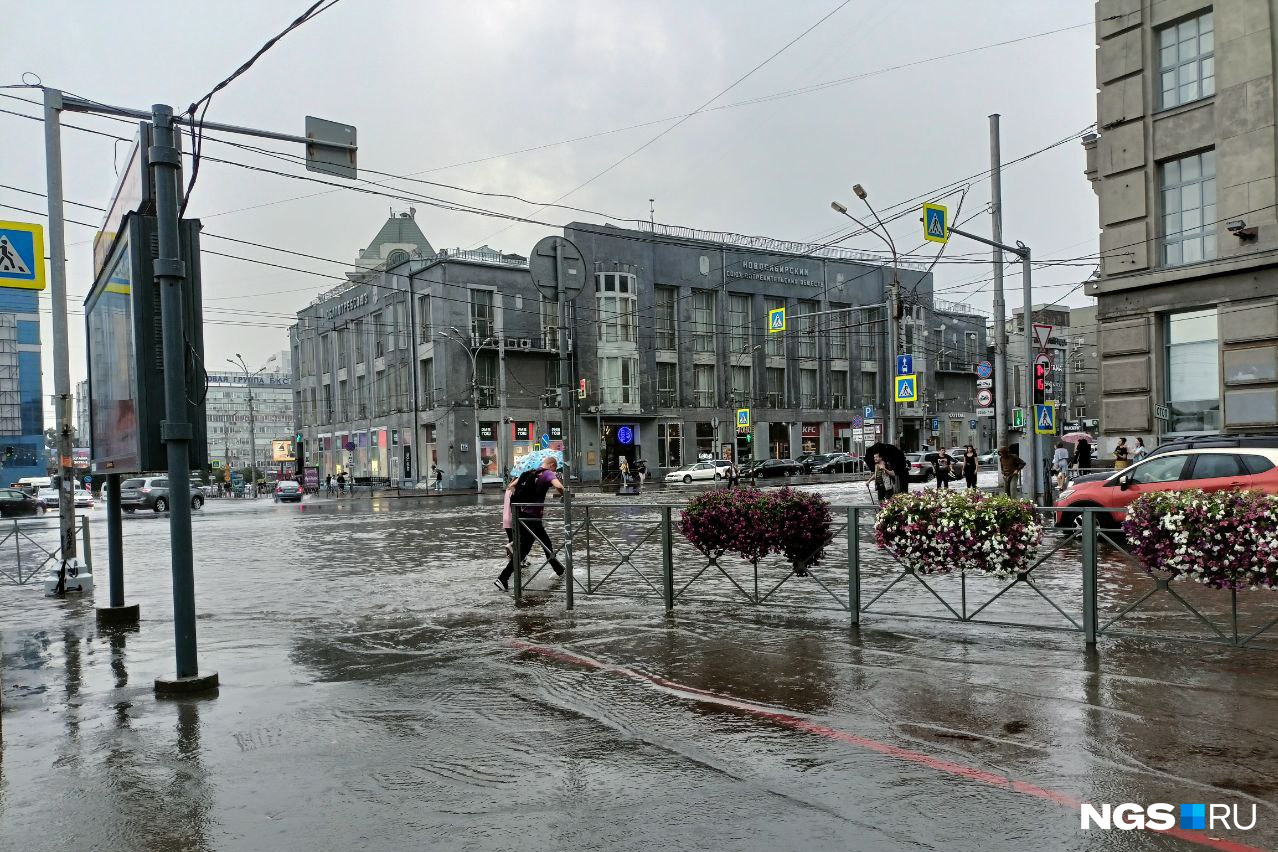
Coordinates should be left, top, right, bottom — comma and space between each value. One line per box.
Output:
653, 362, 865, 409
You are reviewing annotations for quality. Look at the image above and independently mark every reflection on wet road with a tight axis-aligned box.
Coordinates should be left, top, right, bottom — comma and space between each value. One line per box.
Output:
2, 491, 1276, 851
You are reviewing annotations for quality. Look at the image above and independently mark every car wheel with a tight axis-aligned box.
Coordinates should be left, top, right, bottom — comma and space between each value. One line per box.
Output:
124, 508, 135, 514
191, 495, 204, 510
714, 473, 721, 480
154, 497, 169, 512
683, 474, 692, 484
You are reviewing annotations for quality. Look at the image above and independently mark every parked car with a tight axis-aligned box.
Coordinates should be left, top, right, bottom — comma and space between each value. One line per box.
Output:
274, 480, 304, 503
753, 459, 803, 478
665, 462, 722, 484
36, 487, 60, 509
799, 453, 836, 474
73, 489, 94, 508
1055, 448, 1278, 527
0, 487, 44, 517
120, 476, 206, 513
904, 453, 935, 482
811, 452, 857, 474
978, 450, 999, 466
1145, 433, 1278, 460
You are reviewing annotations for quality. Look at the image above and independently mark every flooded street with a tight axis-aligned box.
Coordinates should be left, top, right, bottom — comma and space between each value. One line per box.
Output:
3, 487, 1277, 851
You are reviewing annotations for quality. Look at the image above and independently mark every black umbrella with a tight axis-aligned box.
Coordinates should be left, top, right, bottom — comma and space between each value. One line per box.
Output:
865, 442, 906, 470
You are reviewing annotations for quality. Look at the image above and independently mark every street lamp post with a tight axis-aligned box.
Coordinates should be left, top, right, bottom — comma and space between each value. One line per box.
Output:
228, 356, 265, 498
832, 188, 902, 445
438, 328, 496, 495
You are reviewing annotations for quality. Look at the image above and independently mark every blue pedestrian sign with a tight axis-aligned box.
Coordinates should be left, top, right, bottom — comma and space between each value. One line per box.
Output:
896, 354, 913, 376
976, 360, 993, 379
767, 306, 786, 333
1034, 403, 1056, 435
736, 407, 751, 429
864, 405, 875, 419
540, 434, 551, 448
894, 374, 918, 403
923, 203, 948, 244
0, 221, 46, 291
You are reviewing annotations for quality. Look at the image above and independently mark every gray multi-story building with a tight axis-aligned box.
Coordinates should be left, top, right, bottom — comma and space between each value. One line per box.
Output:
1066, 304, 1102, 432
291, 215, 987, 487
205, 367, 294, 475
1085, 0, 1278, 446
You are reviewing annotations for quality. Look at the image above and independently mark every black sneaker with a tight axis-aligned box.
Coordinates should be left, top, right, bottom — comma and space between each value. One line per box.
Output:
494, 577, 509, 592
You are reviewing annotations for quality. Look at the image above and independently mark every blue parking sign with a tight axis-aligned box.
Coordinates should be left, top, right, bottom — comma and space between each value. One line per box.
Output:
864, 405, 874, 419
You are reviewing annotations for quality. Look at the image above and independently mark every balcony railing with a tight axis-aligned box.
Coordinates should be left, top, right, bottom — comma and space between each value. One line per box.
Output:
655, 391, 678, 408
692, 390, 716, 407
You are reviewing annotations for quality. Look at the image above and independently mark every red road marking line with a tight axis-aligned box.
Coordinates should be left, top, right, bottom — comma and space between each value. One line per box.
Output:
508, 639, 1269, 852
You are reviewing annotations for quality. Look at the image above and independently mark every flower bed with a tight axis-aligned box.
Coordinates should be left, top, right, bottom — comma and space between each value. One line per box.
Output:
873, 489, 1043, 578
1122, 489, 1278, 590
678, 487, 834, 571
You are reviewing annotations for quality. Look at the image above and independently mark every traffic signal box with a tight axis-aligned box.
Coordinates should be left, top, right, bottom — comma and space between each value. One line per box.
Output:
1034, 361, 1048, 407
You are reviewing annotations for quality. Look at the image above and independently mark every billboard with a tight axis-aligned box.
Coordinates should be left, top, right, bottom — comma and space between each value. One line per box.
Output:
271, 439, 295, 462
85, 228, 142, 473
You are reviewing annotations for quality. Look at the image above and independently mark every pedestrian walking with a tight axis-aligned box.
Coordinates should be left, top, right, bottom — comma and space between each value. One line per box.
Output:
726, 461, 739, 488
998, 446, 1025, 497
963, 444, 978, 490
325, 474, 333, 497
871, 453, 897, 503
433, 465, 444, 492
1074, 437, 1093, 473
336, 472, 346, 496
1113, 437, 1130, 471
1131, 437, 1148, 464
1052, 441, 1071, 492
496, 457, 566, 591
619, 457, 630, 486
932, 453, 951, 489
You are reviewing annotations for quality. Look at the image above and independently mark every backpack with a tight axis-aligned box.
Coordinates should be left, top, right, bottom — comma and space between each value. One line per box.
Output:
510, 469, 543, 511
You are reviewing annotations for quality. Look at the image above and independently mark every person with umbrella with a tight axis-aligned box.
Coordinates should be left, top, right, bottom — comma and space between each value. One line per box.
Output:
1070, 435, 1093, 473
865, 442, 909, 500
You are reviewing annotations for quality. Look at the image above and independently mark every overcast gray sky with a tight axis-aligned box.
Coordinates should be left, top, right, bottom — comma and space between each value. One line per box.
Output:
1, 0, 1097, 420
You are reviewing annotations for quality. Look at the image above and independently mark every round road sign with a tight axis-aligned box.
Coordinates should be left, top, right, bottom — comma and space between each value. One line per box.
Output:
976, 389, 993, 407
529, 236, 586, 302
976, 361, 993, 379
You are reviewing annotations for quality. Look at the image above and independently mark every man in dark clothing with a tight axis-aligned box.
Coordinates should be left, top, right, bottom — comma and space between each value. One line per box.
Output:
497, 457, 566, 591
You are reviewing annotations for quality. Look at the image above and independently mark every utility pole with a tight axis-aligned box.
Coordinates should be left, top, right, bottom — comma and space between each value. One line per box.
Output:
42, 88, 76, 569
152, 103, 216, 691
497, 335, 508, 479
555, 241, 572, 474
990, 114, 1010, 453
229, 355, 261, 497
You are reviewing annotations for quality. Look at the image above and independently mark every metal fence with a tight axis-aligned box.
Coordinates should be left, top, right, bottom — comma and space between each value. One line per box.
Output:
0, 514, 92, 585
507, 500, 1278, 651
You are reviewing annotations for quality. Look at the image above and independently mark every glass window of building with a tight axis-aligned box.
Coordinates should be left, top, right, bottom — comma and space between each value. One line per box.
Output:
353, 321, 365, 364
765, 298, 785, 356
1161, 150, 1216, 266
693, 364, 716, 407
656, 361, 678, 407
654, 286, 677, 350
860, 307, 881, 362
541, 297, 559, 349
417, 295, 431, 343
730, 365, 750, 404
830, 369, 848, 408
371, 312, 384, 358
470, 289, 494, 340
657, 423, 682, 468
1167, 307, 1220, 432
691, 290, 716, 353
600, 356, 639, 406
828, 304, 849, 359
420, 359, 434, 408
797, 300, 818, 359
1158, 11, 1214, 110
695, 422, 715, 460
729, 294, 751, 355
596, 272, 637, 344
321, 334, 331, 373
800, 368, 818, 408
476, 351, 497, 408
766, 367, 785, 408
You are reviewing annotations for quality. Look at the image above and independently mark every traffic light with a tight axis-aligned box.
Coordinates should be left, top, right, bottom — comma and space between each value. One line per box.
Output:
578, 378, 587, 400
295, 433, 304, 464
1034, 361, 1048, 406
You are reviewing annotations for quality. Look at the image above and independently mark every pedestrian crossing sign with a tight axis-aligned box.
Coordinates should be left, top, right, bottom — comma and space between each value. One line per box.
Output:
923, 203, 948, 244
736, 407, 750, 429
0, 221, 45, 291
894, 373, 917, 403
1034, 403, 1056, 435
768, 306, 786, 333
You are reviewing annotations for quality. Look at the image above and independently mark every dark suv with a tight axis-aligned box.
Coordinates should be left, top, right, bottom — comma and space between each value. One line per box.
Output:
120, 476, 206, 513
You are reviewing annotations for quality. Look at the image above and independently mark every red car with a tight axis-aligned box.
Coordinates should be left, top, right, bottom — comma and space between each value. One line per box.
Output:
1054, 448, 1278, 526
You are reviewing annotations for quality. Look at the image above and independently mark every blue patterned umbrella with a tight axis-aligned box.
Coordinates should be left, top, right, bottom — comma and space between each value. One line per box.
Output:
511, 448, 564, 477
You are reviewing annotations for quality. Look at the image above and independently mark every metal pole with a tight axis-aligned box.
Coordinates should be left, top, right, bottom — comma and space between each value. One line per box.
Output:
472, 351, 482, 496
511, 506, 522, 603
106, 473, 124, 607
661, 505, 674, 612
1022, 247, 1041, 503
886, 273, 900, 445
847, 507, 860, 623
43, 88, 76, 563
247, 381, 256, 496
498, 336, 508, 479
555, 242, 571, 475
151, 103, 212, 689
563, 489, 574, 610
990, 114, 1010, 453
1081, 510, 1097, 645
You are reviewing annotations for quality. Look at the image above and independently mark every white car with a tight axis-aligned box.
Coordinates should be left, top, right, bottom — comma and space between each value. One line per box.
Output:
73, 489, 94, 508
36, 487, 59, 509
664, 462, 722, 484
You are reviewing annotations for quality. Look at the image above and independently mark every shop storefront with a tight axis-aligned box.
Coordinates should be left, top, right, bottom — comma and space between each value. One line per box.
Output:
800, 423, 820, 455
479, 423, 499, 480
510, 421, 538, 473
833, 422, 851, 453
656, 422, 682, 469
421, 423, 437, 480
695, 422, 715, 460
601, 422, 640, 475
769, 422, 791, 459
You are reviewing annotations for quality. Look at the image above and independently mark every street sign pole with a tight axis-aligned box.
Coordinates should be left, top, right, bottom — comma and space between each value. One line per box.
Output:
990, 114, 1010, 457
42, 88, 77, 573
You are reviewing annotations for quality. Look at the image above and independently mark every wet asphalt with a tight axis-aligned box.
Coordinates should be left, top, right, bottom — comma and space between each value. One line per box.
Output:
2, 482, 1277, 852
